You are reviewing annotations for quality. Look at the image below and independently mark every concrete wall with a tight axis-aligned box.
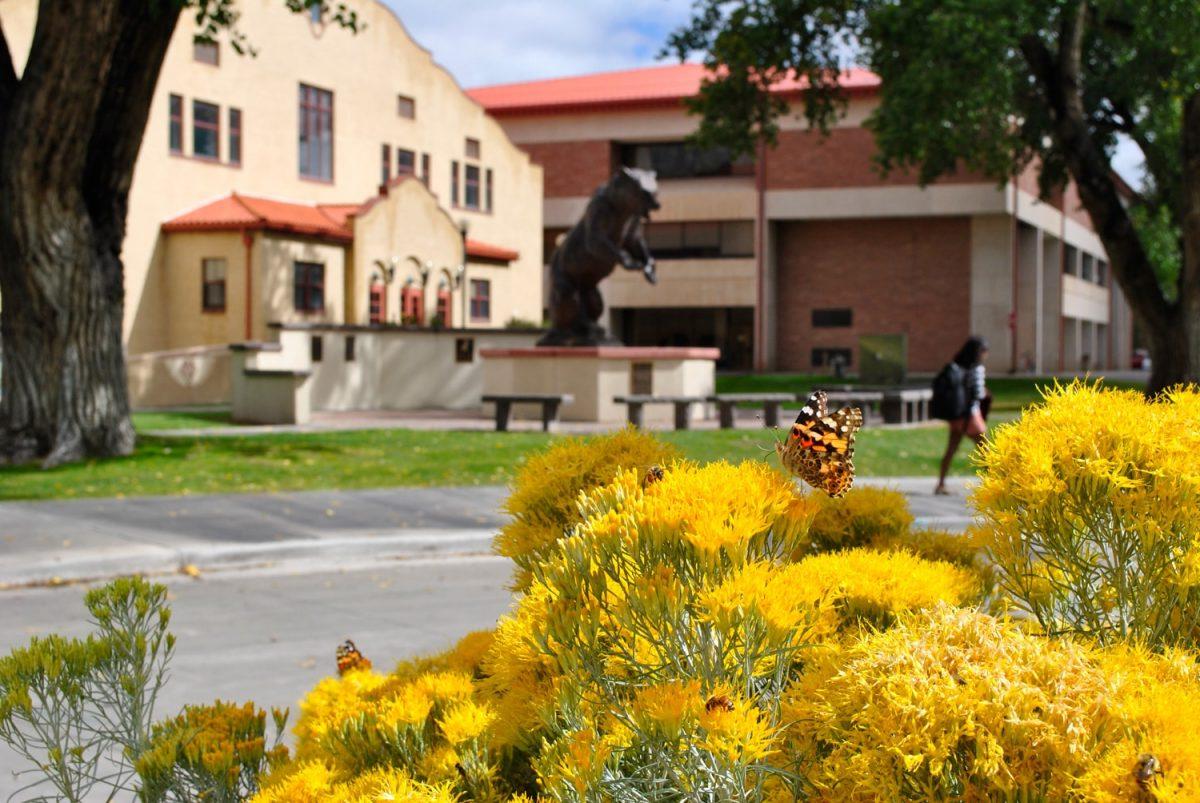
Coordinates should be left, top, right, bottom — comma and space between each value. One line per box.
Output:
969, 215, 1015, 373
0, 0, 543, 353
267, 326, 542, 410
127, 345, 231, 409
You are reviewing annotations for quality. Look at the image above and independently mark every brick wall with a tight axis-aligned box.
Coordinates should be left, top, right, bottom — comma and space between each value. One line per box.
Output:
765, 127, 988, 189
774, 217, 973, 373
519, 140, 613, 198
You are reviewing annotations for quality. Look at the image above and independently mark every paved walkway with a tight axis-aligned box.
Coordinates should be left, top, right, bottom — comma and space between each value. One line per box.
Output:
0, 477, 974, 587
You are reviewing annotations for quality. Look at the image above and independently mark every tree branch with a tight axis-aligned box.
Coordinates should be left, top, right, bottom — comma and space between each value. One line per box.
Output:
1019, 12, 1173, 330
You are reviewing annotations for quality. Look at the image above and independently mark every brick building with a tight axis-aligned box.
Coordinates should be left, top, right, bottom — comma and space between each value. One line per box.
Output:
469, 63, 1133, 374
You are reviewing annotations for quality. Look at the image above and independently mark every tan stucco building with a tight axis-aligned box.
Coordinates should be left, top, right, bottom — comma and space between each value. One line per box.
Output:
0, 0, 544, 355
470, 63, 1133, 374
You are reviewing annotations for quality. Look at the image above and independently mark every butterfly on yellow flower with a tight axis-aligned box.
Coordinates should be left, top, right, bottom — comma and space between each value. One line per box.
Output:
776, 390, 863, 498
335, 639, 372, 675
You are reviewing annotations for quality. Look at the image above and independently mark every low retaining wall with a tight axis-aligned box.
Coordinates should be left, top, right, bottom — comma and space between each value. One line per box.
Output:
127, 345, 231, 409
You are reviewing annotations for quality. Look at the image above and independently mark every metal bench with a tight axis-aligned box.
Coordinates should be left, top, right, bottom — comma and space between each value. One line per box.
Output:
613, 395, 706, 430
706, 393, 795, 428
482, 393, 574, 432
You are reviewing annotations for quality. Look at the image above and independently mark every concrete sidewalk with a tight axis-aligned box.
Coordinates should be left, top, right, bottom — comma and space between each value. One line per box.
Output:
0, 477, 974, 587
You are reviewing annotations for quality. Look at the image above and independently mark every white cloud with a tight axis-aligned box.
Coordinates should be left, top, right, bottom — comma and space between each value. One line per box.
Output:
382, 0, 695, 87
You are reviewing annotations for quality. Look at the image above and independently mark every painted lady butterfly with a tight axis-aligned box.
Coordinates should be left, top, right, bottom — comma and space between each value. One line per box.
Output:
335, 639, 372, 676
776, 390, 863, 498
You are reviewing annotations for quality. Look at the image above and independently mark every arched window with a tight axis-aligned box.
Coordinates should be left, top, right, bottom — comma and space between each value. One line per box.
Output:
368, 282, 386, 324
401, 283, 423, 325
436, 279, 452, 327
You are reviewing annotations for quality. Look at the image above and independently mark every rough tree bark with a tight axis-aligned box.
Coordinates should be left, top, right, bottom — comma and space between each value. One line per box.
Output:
1020, 3, 1199, 395
0, 1, 181, 466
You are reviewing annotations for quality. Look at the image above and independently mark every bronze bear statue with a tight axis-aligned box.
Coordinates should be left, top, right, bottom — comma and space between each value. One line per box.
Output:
538, 168, 660, 347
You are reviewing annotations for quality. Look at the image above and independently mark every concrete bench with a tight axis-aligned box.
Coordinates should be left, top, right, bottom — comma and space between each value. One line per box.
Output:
482, 393, 573, 432
613, 395, 706, 430
881, 387, 933, 425
706, 393, 795, 428
819, 389, 885, 424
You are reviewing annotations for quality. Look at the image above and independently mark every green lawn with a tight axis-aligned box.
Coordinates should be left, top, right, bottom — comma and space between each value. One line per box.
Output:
131, 407, 235, 431
0, 419, 993, 502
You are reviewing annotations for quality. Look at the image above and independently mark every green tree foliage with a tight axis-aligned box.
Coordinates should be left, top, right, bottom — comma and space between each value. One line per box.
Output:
667, 0, 1200, 392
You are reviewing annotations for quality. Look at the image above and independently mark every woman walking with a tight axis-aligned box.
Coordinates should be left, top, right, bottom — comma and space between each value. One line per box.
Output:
934, 336, 989, 495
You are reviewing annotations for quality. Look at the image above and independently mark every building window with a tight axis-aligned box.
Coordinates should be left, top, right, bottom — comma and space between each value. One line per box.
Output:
311, 335, 323, 362
344, 335, 356, 362
1097, 260, 1108, 286
193, 100, 220, 160
420, 153, 430, 187
619, 141, 754, 179
193, 40, 219, 65
401, 285, 423, 325
397, 94, 415, 119
168, 94, 183, 154
228, 108, 242, 165
485, 168, 493, 212
435, 286, 451, 327
812, 347, 852, 368
368, 282, 386, 324
299, 83, 333, 181
380, 144, 391, 185
396, 148, 415, 175
812, 308, 853, 328
469, 278, 490, 322
644, 221, 754, 259
464, 164, 481, 210
450, 161, 460, 206
293, 261, 325, 312
201, 258, 226, 311
465, 137, 481, 159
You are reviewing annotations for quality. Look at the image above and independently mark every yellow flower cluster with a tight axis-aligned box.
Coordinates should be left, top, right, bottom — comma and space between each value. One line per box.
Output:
803, 486, 914, 554
495, 426, 678, 591
251, 762, 459, 803
975, 382, 1200, 646
783, 605, 1200, 801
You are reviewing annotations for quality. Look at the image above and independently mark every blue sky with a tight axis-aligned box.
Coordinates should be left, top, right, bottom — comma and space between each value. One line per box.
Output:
384, 0, 1143, 186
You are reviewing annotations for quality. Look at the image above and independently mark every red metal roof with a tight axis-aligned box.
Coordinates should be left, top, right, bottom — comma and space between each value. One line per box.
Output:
161, 192, 519, 262
467, 62, 880, 116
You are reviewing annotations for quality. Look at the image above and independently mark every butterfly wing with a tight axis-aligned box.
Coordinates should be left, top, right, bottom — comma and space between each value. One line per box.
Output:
776, 391, 863, 497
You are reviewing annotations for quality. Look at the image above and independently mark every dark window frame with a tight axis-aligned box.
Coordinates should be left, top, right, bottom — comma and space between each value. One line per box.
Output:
420, 153, 430, 187
380, 143, 391, 185
293, 261, 326, 313
228, 107, 242, 166
168, 94, 184, 154
811, 308, 853, 328
463, 164, 481, 210
485, 168, 494, 212
396, 148, 416, 175
469, 278, 490, 322
201, 258, 226, 312
397, 94, 416, 119
619, 141, 754, 179
450, 160, 460, 206
193, 40, 219, 66
192, 99, 220, 161
298, 83, 334, 182
644, 220, 754, 259
465, 137, 481, 159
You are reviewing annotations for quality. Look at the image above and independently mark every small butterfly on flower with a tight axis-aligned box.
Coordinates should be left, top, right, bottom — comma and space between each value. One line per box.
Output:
335, 639, 372, 676
776, 390, 863, 498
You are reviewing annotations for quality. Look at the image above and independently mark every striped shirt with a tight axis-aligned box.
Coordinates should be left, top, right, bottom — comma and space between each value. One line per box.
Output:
967, 364, 986, 415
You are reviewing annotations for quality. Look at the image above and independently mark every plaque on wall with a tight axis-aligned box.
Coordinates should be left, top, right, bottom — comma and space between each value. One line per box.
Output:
631, 362, 653, 395
455, 337, 475, 363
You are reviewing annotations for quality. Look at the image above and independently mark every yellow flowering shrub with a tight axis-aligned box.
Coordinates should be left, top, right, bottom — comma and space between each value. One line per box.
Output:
974, 382, 1200, 646
495, 426, 678, 591
803, 486, 914, 554
783, 605, 1200, 801
136, 700, 289, 802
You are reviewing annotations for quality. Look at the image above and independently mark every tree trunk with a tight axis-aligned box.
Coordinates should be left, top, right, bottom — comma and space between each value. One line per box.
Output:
1174, 90, 1200, 395
0, 0, 180, 466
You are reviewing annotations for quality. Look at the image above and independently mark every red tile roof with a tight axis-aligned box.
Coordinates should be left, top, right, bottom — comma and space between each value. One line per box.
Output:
161, 193, 352, 242
161, 192, 520, 262
468, 62, 880, 116
466, 239, 519, 262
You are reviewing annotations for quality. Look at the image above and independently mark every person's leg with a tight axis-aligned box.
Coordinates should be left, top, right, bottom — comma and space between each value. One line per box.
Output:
936, 420, 966, 493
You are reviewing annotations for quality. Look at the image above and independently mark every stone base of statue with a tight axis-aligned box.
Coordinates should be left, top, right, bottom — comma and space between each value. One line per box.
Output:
480, 346, 719, 425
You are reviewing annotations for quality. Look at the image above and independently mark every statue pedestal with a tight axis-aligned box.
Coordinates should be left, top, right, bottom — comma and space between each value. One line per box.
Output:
480, 346, 719, 425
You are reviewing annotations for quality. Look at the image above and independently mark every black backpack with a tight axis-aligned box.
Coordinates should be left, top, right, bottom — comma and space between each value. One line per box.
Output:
931, 362, 968, 421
